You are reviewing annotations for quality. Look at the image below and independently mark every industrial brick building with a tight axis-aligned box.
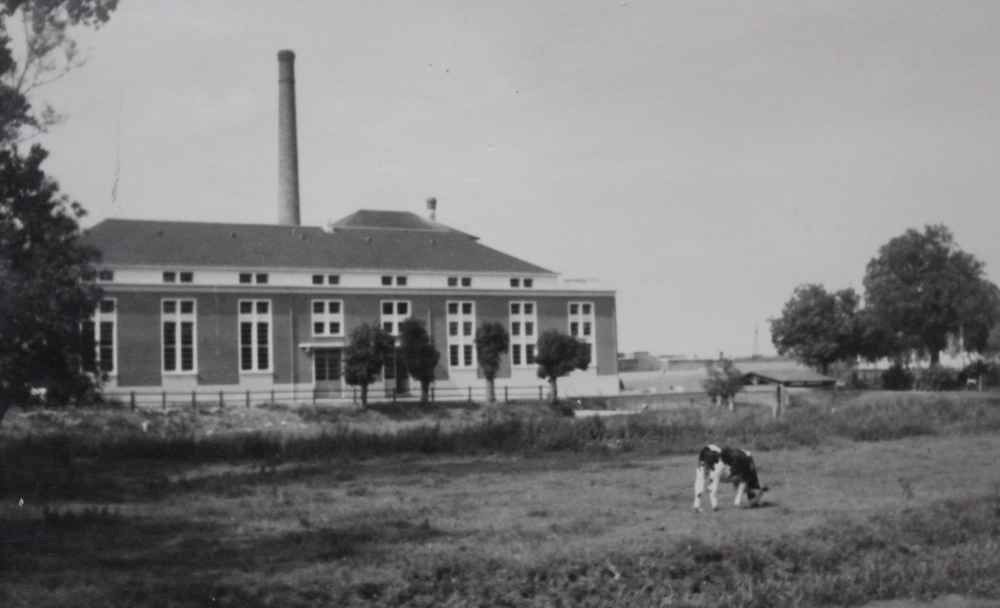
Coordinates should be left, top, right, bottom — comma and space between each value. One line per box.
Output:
82, 50, 619, 400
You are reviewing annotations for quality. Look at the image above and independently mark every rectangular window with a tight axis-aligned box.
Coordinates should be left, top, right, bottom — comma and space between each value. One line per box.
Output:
239, 273, 252, 284
381, 275, 392, 286
568, 301, 596, 364
179, 271, 193, 283
510, 278, 520, 288
380, 299, 411, 338
85, 299, 117, 373
524, 278, 534, 288
312, 274, 323, 285
162, 298, 196, 373
461, 277, 471, 287
238, 299, 272, 372
327, 274, 339, 285
446, 300, 476, 369
311, 299, 344, 337
509, 300, 538, 368
447, 276, 458, 287
396, 275, 407, 286
163, 271, 176, 283
97, 269, 114, 282
255, 273, 268, 285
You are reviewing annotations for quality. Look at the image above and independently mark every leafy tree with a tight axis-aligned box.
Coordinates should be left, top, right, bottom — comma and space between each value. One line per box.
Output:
1, 0, 118, 139
475, 321, 509, 404
770, 284, 864, 373
398, 318, 439, 404
343, 323, 394, 407
0, 145, 102, 423
702, 359, 743, 410
0, 1, 117, 424
863, 225, 999, 364
534, 330, 590, 404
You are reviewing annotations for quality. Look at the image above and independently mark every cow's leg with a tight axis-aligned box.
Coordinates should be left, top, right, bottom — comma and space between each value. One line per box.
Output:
708, 463, 722, 511
693, 466, 706, 512
734, 481, 746, 507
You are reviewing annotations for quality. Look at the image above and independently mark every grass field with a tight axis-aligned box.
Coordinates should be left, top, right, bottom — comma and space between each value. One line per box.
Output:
2, 392, 1000, 607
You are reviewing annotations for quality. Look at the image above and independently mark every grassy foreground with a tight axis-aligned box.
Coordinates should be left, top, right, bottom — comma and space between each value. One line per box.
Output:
2, 391, 1000, 606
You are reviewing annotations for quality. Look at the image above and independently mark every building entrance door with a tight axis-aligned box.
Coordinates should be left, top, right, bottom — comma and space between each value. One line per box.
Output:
313, 348, 342, 398
383, 348, 410, 396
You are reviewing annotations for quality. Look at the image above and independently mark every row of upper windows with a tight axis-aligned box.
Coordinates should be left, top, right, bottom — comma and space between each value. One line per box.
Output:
89, 298, 594, 375
92, 269, 542, 288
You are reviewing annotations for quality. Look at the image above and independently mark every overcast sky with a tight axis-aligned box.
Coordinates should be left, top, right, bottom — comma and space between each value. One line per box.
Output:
33, 0, 1000, 357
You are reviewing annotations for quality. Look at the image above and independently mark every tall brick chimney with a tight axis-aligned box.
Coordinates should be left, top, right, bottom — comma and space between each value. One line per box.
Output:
426, 197, 437, 221
277, 49, 301, 226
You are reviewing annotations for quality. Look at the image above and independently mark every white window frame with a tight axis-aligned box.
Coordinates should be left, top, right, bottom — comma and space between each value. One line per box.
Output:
447, 300, 477, 369
568, 301, 596, 362
311, 299, 345, 337
509, 300, 537, 368
162, 298, 197, 374
380, 299, 412, 338
86, 298, 117, 375
239, 299, 273, 373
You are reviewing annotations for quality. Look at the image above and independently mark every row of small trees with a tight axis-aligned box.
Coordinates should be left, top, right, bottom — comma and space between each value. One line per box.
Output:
342, 319, 592, 406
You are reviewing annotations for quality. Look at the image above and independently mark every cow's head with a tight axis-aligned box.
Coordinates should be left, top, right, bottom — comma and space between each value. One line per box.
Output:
747, 485, 769, 506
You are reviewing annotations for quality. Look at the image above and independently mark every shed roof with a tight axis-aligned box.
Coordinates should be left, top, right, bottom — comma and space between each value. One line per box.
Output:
742, 368, 836, 386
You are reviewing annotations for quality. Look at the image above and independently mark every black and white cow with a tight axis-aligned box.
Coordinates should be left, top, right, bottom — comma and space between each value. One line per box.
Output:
693, 444, 768, 512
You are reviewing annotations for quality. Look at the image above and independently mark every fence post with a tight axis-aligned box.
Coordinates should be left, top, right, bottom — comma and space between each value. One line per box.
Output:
191, 390, 196, 411
538, 385, 543, 403
246, 390, 250, 409
130, 391, 136, 411
431, 385, 435, 403
312, 388, 317, 405
270, 389, 275, 404
467, 386, 472, 404
353, 387, 357, 404
219, 390, 224, 408
504, 385, 509, 404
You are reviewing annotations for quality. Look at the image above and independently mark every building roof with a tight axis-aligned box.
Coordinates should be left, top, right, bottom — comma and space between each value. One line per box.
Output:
84, 213, 554, 274
742, 368, 836, 386
331, 209, 475, 237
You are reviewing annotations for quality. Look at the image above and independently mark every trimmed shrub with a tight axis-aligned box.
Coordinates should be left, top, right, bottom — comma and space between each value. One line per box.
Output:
914, 365, 962, 391
881, 364, 914, 390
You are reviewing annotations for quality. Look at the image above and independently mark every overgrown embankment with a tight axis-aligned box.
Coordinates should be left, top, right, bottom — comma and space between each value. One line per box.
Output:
2, 392, 1000, 484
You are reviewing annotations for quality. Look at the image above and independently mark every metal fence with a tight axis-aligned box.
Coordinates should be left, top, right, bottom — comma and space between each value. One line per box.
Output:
103, 383, 552, 411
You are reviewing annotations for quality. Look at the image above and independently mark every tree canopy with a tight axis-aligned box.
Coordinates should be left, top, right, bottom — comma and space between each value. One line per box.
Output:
475, 321, 509, 404
863, 224, 999, 364
770, 284, 864, 373
1, 0, 118, 139
343, 323, 395, 406
535, 330, 590, 404
0, 145, 101, 419
398, 318, 439, 404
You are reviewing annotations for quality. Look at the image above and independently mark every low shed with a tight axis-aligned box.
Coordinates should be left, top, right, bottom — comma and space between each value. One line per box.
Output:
742, 369, 836, 388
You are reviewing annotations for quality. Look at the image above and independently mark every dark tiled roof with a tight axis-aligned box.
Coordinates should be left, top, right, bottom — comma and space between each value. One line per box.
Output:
84, 214, 554, 274
332, 209, 474, 236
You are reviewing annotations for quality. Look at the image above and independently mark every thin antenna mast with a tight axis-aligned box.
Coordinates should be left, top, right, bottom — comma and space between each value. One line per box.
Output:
110, 89, 123, 208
